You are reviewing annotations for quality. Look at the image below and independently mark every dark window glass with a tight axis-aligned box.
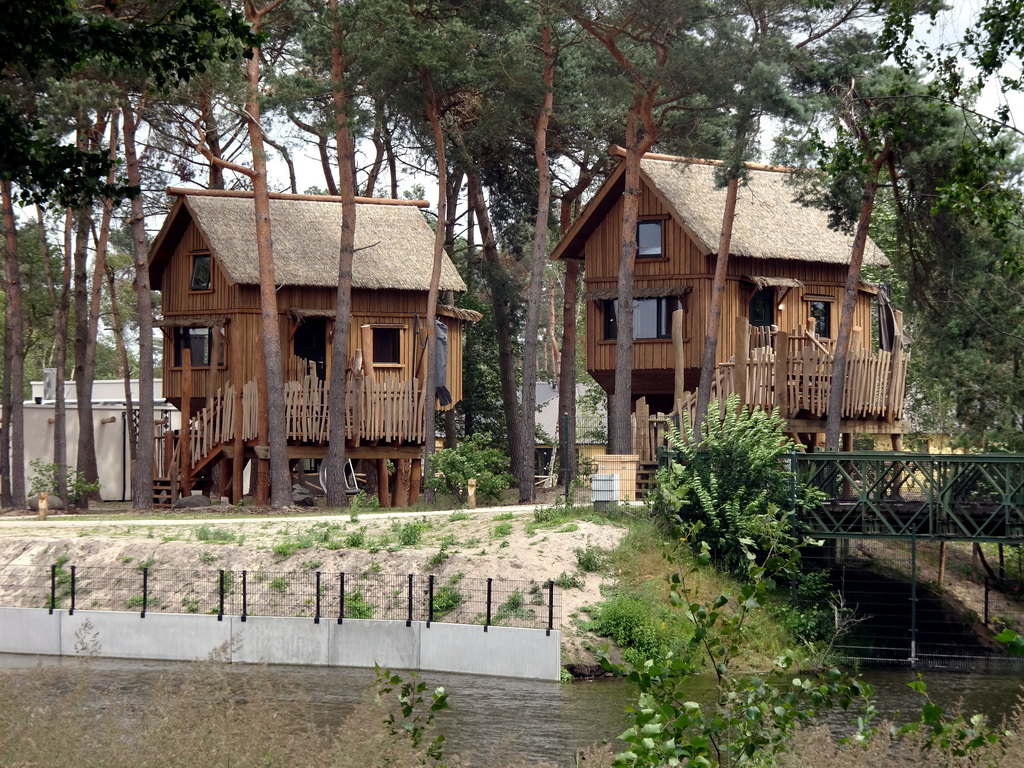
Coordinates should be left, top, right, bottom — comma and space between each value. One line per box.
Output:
373, 327, 401, 364
294, 318, 327, 379
190, 254, 212, 291
173, 327, 212, 367
637, 220, 662, 258
808, 300, 831, 337
603, 297, 679, 340
749, 289, 774, 327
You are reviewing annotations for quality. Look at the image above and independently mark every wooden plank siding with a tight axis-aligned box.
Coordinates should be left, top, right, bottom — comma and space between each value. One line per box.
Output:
159, 223, 464, 410
583, 186, 877, 391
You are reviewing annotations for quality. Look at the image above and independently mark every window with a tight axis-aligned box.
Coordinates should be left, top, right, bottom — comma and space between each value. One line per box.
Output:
808, 299, 832, 337
172, 326, 224, 368
372, 326, 402, 365
749, 289, 775, 327
637, 220, 663, 258
190, 253, 212, 291
603, 297, 679, 340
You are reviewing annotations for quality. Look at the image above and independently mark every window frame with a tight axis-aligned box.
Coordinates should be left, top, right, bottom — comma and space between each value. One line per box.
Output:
803, 295, 834, 338
602, 296, 680, 341
189, 252, 213, 293
371, 324, 404, 367
749, 288, 775, 328
636, 218, 666, 260
171, 325, 226, 369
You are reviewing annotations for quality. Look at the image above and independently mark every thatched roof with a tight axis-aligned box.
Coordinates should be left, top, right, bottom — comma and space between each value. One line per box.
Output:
744, 276, 804, 290
551, 155, 888, 268
149, 192, 466, 292
584, 283, 692, 301
640, 159, 888, 266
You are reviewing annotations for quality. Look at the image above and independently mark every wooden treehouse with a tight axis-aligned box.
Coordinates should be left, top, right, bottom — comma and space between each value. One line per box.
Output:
552, 152, 910, 467
147, 188, 479, 506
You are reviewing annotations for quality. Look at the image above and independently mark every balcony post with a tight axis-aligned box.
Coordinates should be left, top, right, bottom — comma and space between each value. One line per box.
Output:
733, 316, 749, 408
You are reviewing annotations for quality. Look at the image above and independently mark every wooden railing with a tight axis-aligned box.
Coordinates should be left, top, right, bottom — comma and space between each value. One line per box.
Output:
176, 371, 427, 473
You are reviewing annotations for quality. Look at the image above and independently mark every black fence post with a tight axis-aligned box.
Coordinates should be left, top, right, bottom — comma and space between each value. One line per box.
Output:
315, 571, 322, 624
141, 567, 148, 618
485, 577, 492, 632
547, 580, 554, 636
241, 570, 247, 622
49, 564, 56, 615
338, 572, 345, 624
910, 526, 918, 668
427, 575, 434, 628
218, 569, 225, 622
406, 573, 413, 627
69, 565, 76, 615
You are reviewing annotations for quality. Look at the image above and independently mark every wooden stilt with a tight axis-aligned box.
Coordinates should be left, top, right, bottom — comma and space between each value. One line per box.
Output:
842, 432, 853, 452
672, 310, 686, 408
256, 336, 270, 507
733, 316, 749, 408
938, 541, 947, 587
891, 433, 903, 452
393, 459, 411, 507
232, 323, 245, 504
409, 459, 422, 504
181, 348, 193, 494
377, 458, 391, 507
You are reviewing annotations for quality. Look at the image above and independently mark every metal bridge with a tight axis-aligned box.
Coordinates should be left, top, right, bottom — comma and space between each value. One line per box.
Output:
795, 452, 1024, 543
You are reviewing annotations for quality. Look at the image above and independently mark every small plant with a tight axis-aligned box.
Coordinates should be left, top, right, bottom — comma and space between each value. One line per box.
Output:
425, 434, 512, 504
369, 561, 382, 574
393, 519, 428, 547
125, 595, 146, 609
448, 510, 470, 522
196, 526, 236, 544
574, 546, 606, 573
493, 589, 536, 624
493, 522, 513, 538
432, 574, 465, 619
300, 559, 324, 571
554, 571, 586, 590
344, 588, 375, 619
119, 556, 133, 564
269, 576, 288, 593
198, 551, 218, 565
344, 528, 367, 548
557, 523, 579, 533
181, 595, 200, 613
28, 458, 100, 506
493, 512, 515, 521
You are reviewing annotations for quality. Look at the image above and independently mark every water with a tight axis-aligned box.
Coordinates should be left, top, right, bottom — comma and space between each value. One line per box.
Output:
0, 654, 1022, 766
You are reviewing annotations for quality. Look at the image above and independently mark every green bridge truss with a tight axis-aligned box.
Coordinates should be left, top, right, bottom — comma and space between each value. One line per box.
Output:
794, 452, 1024, 542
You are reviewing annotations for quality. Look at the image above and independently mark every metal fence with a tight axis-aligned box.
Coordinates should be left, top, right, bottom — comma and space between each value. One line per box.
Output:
0, 564, 561, 632
803, 540, 1024, 669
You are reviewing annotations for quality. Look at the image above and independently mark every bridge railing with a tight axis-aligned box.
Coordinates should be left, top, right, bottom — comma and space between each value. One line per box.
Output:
795, 452, 1024, 541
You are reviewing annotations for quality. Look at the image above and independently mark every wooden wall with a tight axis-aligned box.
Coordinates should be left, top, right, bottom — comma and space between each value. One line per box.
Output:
583, 187, 878, 390
160, 221, 464, 408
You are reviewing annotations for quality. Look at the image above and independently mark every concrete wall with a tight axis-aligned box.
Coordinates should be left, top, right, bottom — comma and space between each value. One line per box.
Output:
0, 607, 561, 681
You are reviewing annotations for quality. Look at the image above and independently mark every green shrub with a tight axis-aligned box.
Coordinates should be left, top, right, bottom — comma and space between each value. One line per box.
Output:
493, 590, 536, 624
585, 588, 683, 668
28, 459, 100, 506
654, 394, 822, 576
269, 577, 288, 593
344, 528, 367, 548
432, 575, 464, 619
195, 526, 236, 544
425, 434, 512, 504
574, 546, 606, 573
554, 571, 585, 590
343, 588, 374, 619
393, 519, 428, 546
492, 522, 513, 538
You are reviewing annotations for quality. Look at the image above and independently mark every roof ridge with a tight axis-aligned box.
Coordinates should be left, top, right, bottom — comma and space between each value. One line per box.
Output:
165, 187, 430, 208
608, 145, 795, 174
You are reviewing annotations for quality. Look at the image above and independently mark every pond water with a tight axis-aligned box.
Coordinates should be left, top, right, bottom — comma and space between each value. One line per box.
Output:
1, 654, 1022, 766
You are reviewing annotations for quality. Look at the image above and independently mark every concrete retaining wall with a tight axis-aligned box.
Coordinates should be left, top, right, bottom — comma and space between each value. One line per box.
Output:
0, 607, 560, 681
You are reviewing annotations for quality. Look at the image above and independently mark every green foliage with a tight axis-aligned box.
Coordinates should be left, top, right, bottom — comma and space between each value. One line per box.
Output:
392, 518, 429, 547
269, 577, 288, 593
432, 574, 464, 619
493, 590, 536, 625
554, 571, 585, 590
195, 526, 236, 544
28, 459, 100, 506
344, 588, 375, 620
586, 588, 684, 669
575, 546, 608, 573
374, 666, 450, 764
492, 522, 513, 538
653, 396, 820, 576
425, 434, 512, 505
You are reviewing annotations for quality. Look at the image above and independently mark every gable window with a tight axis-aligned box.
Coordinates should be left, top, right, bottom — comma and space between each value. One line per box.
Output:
190, 253, 212, 291
805, 297, 833, 337
749, 289, 775, 327
637, 220, 663, 259
603, 297, 679, 340
372, 326, 402, 365
172, 326, 225, 368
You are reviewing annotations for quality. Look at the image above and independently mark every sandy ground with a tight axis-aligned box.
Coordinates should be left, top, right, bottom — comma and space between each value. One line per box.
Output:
0, 502, 626, 662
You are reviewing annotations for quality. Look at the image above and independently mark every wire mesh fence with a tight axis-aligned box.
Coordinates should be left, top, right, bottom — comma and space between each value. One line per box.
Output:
0, 563, 560, 631
803, 540, 1024, 669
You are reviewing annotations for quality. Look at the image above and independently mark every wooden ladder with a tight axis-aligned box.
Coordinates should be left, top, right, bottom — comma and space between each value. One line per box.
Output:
636, 461, 660, 500
153, 477, 175, 508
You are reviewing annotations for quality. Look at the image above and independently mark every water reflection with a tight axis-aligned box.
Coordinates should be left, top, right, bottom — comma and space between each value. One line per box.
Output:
1, 654, 1021, 766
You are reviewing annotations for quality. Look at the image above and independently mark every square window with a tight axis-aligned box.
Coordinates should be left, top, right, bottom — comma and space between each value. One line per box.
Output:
749, 289, 774, 327
190, 254, 212, 291
808, 300, 832, 337
373, 327, 401, 365
637, 220, 662, 258
173, 327, 212, 367
603, 297, 679, 340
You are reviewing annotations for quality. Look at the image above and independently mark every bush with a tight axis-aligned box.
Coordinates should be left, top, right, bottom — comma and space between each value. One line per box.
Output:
585, 588, 684, 669
653, 394, 821, 576
425, 434, 512, 504
28, 459, 100, 506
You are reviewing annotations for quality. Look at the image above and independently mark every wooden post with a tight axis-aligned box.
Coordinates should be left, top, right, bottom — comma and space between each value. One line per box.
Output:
891, 433, 904, 451
409, 458, 422, 504
360, 324, 375, 377
38, 491, 48, 521
393, 458, 411, 507
733, 316, 749, 408
232, 324, 245, 504
842, 432, 853, 452
255, 333, 270, 507
467, 478, 477, 509
773, 330, 789, 418
938, 541, 947, 587
672, 309, 686, 408
181, 347, 193, 495
377, 458, 391, 507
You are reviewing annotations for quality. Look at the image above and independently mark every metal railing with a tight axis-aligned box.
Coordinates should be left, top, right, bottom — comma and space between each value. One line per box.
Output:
0, 564, 560, 633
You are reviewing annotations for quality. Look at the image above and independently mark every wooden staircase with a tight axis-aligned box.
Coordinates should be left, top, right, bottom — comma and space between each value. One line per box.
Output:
153, 476, 175, 508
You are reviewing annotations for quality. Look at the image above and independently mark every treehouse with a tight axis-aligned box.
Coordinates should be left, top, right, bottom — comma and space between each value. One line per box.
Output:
551, 153, 910, 454
148, 188, 478, 506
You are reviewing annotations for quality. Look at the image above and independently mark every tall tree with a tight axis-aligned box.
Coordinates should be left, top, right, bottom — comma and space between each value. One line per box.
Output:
1, 182, 26, 507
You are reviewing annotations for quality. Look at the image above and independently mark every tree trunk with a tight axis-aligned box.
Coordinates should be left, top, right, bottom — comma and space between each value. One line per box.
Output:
825, 148, 890, 450
326, 0, 354, 508
467, 171, 525, 485
693, 174, 740, 437
518, 23, 555, 503
422, 81, 449, 502
123, 101, 155, 509
105, 264, 135, 461
1, 182, 24, 507
72, 203, 98, 508
244, 37, 292, 508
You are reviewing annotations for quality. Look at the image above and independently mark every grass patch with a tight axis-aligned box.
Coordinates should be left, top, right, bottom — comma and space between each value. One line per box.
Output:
195, 525, 237, 544
492, 522, 513, 538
